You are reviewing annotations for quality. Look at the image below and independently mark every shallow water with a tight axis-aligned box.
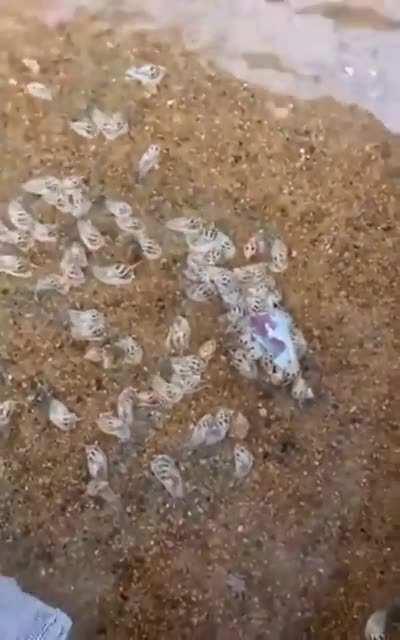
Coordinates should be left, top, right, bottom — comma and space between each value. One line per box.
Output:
8, 0, 400, 132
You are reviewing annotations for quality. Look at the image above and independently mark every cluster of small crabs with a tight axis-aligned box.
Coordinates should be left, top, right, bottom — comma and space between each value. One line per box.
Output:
0, 308, 254, 503
167, 215, 314, 400
0, 59, 314, 503
0, 175, 162, 288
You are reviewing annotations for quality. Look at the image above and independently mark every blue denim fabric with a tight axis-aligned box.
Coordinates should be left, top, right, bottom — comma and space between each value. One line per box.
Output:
0, 577, 72, 640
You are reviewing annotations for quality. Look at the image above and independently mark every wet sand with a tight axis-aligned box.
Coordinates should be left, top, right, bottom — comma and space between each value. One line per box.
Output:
0, 8, 399, 640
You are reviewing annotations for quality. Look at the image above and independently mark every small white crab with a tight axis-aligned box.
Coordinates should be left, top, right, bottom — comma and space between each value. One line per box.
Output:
243, 230, 288, 270
32, 222, 58, 243
243, 231, 266, 260
169, 355, 206, 379
184, 280, 216, 303
138, 144, 160, 180
35, 274, 69, 298
270, 238, 288, 273
187, 408, 233, 448
165, 216, 204, 236
77, 218, 106, 252
134, 389, 165, 409
50, 182, 92, 218
190, 228, 235, 263
67, 309, 106, 341
364, 609, 387, 640
207, 267, 243, 307
236, 327, 264, 360
104, 199, 133, 218
22, 175, 60, 197
91, 107, 128, 141
165, 315, 191, 354
114, 212, 145, 235
69, 117, 98, 139
187, 413, 219, 448
198, 338, 217, 362
60, 249, 86, 288
62, 176, 86, 191
229, 348, 258, 380
233, 262, 271, 285
234, 444, 254, 479
8, 198, 34, 231
0, 222, 31, 251
150, 374, 184, 406
92, 263, 135, 286
0, 400, 15, 435
117, 387, 136, 428
135, 232, 162, 260
245, 293, 273, 314
291, 375, 314, 405
215, 407, 235, 430
125, 63, 166, 88
48, 397, 79, 432
184, 253, 211, 283
150, 454, 184, 499
97, 413, 131, 442
171, 372, 202, 395
115, 336, 143, 365
62, 242, 88, 269
0, 255, 31, 278
85, 444, 108, 481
